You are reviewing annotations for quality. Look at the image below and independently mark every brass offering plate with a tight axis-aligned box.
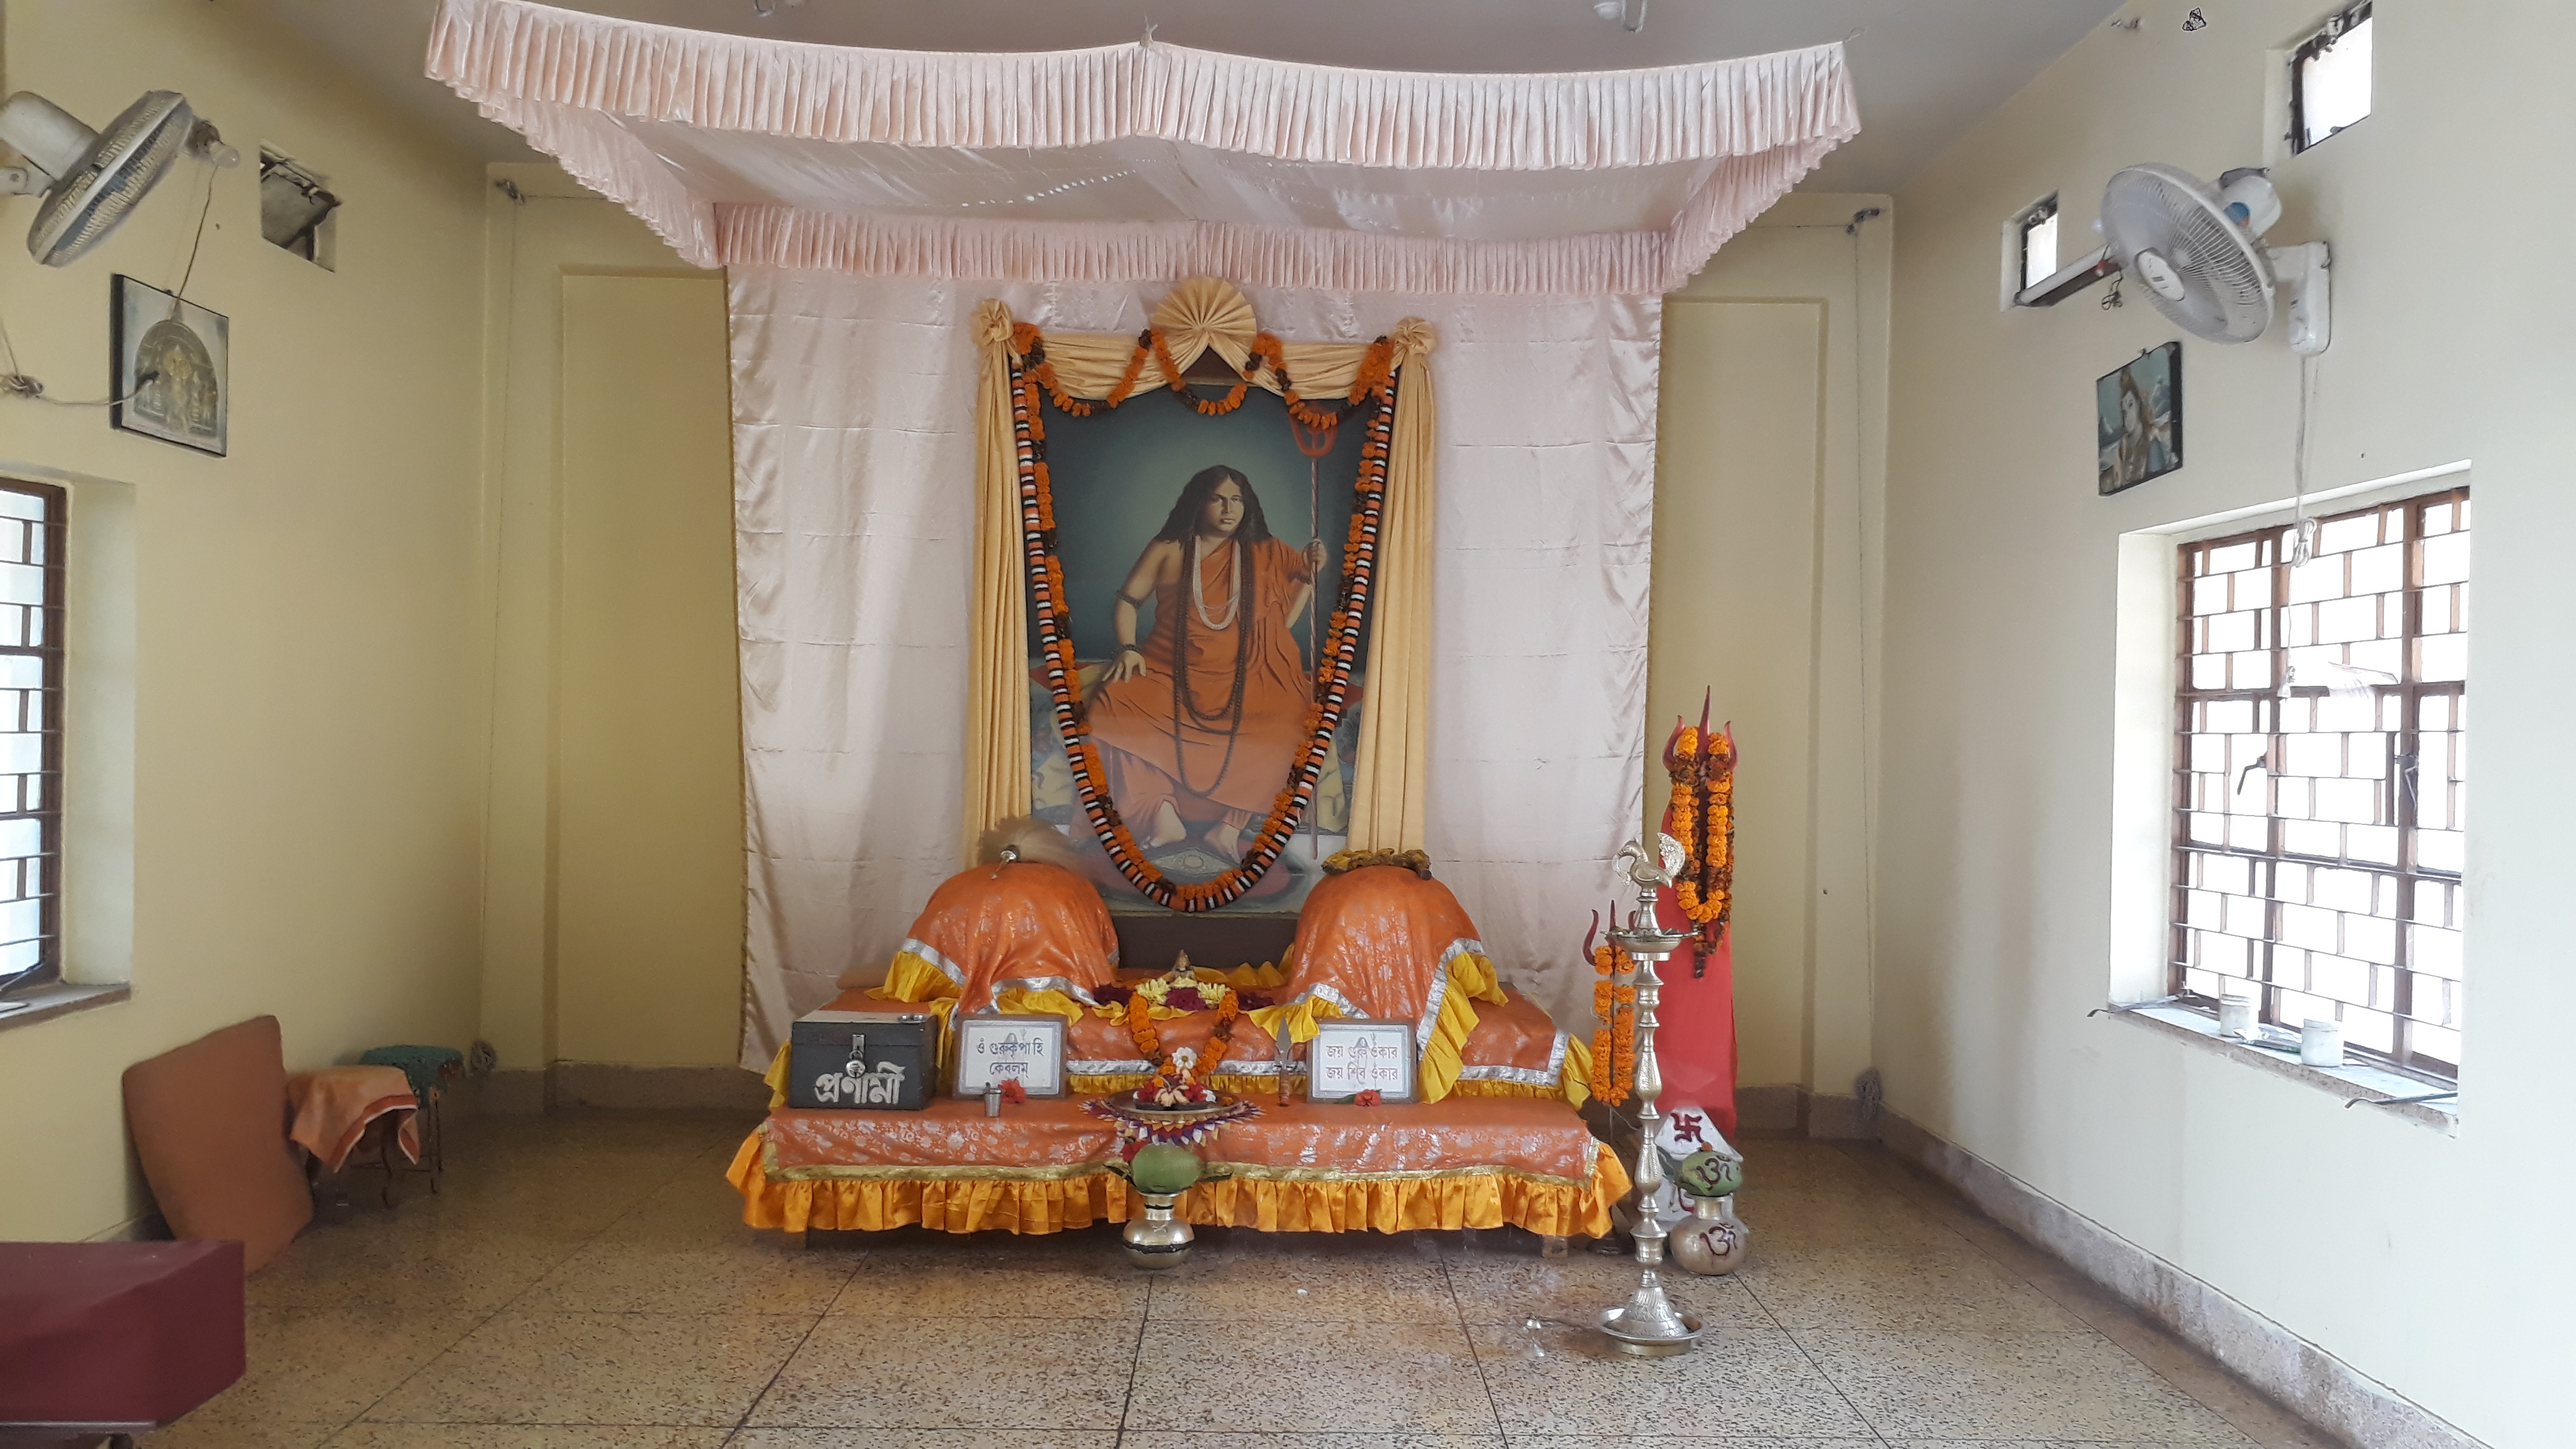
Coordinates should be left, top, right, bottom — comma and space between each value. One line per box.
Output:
1109, 1091, 1242, 1125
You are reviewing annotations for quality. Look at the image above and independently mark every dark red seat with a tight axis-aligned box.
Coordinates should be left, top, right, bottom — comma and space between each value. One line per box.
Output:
0, 1240, 244, 1442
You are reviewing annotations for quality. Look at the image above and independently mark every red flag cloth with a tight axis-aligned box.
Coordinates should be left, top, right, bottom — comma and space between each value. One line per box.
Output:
1648, 882, 1738, 1139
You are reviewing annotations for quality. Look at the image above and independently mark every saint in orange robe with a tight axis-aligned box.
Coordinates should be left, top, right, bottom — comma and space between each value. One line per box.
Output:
1087, 536, 1314, 829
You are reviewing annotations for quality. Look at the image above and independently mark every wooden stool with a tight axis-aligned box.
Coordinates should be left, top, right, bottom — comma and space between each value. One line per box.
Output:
358, 1045, 463, 1193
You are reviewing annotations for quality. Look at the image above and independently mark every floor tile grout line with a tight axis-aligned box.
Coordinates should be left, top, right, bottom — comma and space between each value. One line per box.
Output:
727, 1304, 832, 1442
1435, 1253, 1511, 1443
1110, 1264, 1155, 1447
1820, 1143, 2296, 1448
332, 1123, 773, 1433
1733, 1241, 1895, 1449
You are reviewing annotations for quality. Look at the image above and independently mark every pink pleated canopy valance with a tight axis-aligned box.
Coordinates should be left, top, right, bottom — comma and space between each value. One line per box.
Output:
427, 0, 1859, 295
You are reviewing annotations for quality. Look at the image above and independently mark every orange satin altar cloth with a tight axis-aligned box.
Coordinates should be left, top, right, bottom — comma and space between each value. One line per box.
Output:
728, 1095, 1626, 1238
888, 859, 1120, 1013
1286, 865, 1495, 1023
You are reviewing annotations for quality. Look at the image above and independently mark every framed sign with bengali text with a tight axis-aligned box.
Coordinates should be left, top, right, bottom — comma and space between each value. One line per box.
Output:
952, 1015, 1068, 1097
1307, 1019, 1415, 1103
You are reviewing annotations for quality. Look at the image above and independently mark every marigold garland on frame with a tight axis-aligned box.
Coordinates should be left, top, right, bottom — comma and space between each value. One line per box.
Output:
1008, 322, 1402, 911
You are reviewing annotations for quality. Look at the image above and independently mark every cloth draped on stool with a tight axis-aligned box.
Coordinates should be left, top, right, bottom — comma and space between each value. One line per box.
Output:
286, 1066, 420, 1173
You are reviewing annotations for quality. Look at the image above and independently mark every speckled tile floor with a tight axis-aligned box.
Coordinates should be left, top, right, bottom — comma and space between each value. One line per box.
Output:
140, 1111, 2343, 1449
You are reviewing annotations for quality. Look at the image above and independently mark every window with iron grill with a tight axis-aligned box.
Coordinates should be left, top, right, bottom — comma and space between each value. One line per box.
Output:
2173, 486, 2466, 1080
0, 480, 64, 997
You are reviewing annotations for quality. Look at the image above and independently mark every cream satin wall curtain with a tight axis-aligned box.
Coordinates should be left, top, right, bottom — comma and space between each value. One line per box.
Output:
424, 0, 1856, 1065
736, 275, 1658, 1064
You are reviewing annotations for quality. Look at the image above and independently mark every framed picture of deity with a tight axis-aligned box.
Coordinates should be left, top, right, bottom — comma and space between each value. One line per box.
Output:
110, 275, 230, 456
2096, 341, 2181, 495
1022, 322, 1380, 919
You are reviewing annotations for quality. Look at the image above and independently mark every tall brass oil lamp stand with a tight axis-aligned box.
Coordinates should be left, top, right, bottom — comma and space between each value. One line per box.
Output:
1598, 835, 1702, 1357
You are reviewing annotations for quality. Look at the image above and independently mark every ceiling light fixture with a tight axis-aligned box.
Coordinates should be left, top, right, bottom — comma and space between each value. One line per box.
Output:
1592, 0, 1647, 33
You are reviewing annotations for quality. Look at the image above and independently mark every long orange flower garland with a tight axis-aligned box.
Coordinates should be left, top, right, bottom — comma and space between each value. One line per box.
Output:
1011, 324, 1400, 910
1666, 724, 1737, 957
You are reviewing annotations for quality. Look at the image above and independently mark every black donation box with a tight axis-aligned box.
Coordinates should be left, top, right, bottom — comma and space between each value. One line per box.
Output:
786, 1010, 937, 1111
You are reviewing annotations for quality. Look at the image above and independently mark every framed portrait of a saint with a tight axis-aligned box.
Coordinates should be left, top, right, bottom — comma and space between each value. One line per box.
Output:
2096, 341, 2180, 495
1028, 381, 1373, 917
110, 276, 229, 457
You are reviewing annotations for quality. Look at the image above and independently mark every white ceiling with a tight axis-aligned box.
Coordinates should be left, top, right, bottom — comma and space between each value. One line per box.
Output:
222, 0, 2122, 193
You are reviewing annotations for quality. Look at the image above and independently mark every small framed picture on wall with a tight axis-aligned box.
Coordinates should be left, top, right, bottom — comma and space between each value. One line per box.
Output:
110, 275, 229, 457
2096, 341, 2181, 495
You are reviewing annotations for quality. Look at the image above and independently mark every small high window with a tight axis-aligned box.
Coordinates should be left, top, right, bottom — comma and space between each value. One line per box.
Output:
2018, 195, 2060, 293
259, 147, 340, 270
2290, 2, 2372, 153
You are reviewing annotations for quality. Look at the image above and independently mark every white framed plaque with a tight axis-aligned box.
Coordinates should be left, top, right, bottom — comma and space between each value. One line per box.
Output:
1308, 1019, 1415, 1103
953, 1015, 1068, 1097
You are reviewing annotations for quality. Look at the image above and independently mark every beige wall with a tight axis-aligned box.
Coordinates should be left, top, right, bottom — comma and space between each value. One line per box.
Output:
1652, 194, 1891, 1107
1881, 1, 2570, 1442
475, 164, 743, 1081
0, 0, 489, 1237
553, 273, 742, 1068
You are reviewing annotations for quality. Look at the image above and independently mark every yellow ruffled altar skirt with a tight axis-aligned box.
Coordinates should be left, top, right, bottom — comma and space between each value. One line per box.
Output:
726, 1131, 1628, 1239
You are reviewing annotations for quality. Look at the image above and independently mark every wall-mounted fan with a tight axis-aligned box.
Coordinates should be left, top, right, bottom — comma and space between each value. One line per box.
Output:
0, 89, 237, 267
2100, 163, 2330, 354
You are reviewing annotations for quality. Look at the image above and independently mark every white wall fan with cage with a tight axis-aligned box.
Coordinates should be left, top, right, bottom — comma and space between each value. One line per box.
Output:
2016, 162, 2331, 357
0, 89, 237, 266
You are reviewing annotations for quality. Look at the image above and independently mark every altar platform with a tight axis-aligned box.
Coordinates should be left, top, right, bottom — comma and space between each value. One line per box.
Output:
726, 1095, 1627, 1241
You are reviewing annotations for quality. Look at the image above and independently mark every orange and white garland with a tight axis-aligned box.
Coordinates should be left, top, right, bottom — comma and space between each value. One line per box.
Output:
1010, 323, 1400, 910
1666, 724, 1737, 957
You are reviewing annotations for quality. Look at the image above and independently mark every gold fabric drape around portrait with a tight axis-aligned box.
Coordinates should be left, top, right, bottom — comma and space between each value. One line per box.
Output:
963, 299, 1033, 845
962, 281, 1435, 861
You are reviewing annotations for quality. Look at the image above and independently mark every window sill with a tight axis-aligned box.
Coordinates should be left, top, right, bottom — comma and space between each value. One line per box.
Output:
0, 980, 130, 1034
2109, 1003, 2458, 1133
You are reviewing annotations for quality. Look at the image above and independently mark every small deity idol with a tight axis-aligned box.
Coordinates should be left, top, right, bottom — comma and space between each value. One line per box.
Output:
1149, 1045, 1214, 1108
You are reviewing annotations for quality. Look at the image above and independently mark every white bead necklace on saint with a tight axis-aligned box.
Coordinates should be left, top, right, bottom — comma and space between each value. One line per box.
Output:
1191, 535, 1241, 630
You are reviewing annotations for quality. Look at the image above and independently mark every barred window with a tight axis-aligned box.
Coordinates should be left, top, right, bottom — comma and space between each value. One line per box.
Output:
0, 481, 63, 997
2173, 486, 2467, 1080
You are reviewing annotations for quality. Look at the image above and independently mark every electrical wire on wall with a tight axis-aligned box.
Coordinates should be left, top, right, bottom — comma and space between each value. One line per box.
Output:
1, 152, 219, 407
1845, 206, 1884, 1049
2288, 352, 2323, 565
1694, 207, 1888, 1045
